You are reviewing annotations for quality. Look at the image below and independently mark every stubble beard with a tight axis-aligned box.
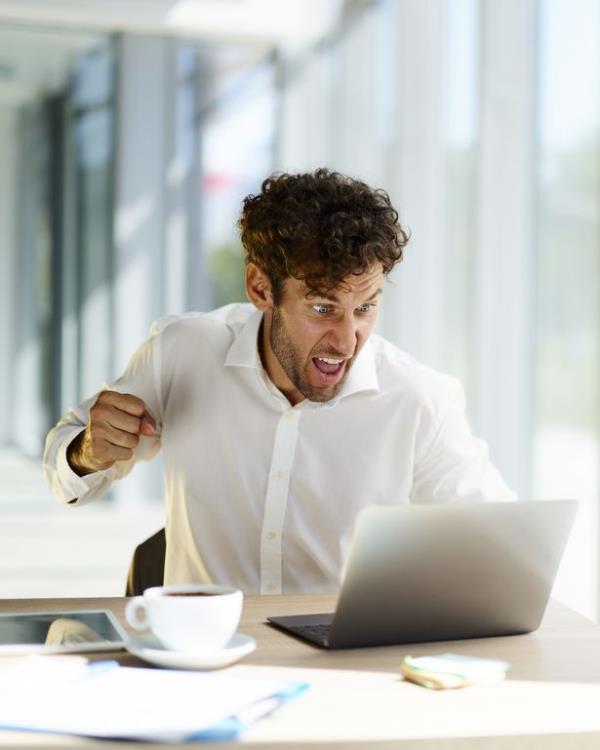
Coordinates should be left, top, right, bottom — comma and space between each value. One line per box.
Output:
270, 306, 350, 403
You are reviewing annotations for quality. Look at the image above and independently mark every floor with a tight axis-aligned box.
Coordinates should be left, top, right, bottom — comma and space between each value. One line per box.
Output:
0, 448, 164, 598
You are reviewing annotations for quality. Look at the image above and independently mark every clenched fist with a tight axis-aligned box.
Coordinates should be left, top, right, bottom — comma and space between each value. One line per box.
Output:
67, 391, 156, 477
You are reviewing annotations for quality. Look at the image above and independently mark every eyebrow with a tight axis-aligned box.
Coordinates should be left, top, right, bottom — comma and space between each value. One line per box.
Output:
309, 288, 383, 304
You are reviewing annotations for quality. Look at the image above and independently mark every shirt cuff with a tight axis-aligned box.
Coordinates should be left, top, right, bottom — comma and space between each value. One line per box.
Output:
56, 428, 118, 502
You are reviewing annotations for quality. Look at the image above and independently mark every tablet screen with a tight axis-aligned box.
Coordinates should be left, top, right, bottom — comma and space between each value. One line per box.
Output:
0, 610, 127, 653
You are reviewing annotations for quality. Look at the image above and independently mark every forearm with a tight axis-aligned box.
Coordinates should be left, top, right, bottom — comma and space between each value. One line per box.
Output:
43, 396, 115, 506
66, 430, 95, 477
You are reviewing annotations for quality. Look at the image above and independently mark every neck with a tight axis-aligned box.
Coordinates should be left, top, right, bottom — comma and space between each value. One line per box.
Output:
258, 314, 304, 406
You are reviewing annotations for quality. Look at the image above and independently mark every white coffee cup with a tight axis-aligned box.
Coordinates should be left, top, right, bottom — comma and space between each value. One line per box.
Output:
125, 583, 243, 654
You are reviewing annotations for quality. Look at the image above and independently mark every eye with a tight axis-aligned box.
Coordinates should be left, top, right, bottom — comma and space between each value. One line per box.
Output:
313, 304, 331, 315
357, 303, 374, 313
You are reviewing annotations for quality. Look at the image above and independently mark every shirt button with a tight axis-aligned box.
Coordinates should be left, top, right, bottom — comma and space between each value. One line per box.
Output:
266, 531, 277, 540
274, 470, 285, 481
284, 410, 295, 421
266, 583, 277, 593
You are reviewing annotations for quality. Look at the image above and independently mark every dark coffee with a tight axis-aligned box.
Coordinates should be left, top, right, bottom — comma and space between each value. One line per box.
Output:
164, 591, 221, 597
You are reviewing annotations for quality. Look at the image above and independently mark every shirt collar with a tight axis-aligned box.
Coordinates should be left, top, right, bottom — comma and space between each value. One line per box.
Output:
224, 308, 380, 402
224, 308, 263, 369
334, 337, 379, 401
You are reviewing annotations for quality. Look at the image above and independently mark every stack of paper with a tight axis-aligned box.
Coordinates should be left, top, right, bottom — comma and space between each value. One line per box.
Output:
0, 656, 308, 742
400, 653, 510, 690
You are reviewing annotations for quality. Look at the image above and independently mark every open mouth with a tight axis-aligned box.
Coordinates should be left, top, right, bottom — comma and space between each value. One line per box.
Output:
312, 356, 346, 384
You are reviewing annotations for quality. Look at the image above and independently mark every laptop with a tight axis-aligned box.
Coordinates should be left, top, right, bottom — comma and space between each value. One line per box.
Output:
267, 500, 577, 649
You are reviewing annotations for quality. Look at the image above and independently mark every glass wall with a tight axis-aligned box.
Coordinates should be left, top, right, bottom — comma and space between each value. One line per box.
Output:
4, 29, 116, 455
71, 43, 116, 402
0, 25, 278, 596
197, 46, 277, 310
0, 2, 599, 614
276, 0, 600, 619
275, 0, 480, 389
534, 0, 600, 618
0, 25, 123, 596
14, 98, 54, 455
441, 0, 479, 397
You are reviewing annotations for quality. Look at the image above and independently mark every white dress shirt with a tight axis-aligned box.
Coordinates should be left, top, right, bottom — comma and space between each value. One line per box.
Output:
43, 303, 516, 594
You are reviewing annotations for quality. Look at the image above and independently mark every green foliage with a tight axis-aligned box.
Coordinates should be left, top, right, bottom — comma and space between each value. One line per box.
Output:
208, 242, 247, 308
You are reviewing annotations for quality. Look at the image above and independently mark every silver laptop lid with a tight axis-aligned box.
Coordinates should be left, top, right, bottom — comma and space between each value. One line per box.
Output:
328, 500, 577, 648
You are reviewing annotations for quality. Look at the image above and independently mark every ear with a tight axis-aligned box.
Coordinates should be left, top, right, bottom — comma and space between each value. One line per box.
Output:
245, 262, 274, 311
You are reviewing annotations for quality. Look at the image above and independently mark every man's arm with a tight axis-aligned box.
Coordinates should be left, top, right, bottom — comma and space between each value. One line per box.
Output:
410, 379, 517, 505
44, 328, 163, 506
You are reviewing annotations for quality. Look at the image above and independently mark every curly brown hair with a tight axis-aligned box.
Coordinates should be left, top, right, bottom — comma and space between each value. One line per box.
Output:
239, 168, 409, 303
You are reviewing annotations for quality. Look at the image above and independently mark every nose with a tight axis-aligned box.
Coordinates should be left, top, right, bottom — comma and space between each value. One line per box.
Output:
328, 313, 358, 357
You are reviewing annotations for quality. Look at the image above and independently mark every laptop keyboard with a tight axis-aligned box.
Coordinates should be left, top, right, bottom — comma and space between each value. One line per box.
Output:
285, 622, 332, 646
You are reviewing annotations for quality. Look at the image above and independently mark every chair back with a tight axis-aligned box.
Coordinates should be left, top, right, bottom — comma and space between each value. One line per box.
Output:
125, 528, 166, 596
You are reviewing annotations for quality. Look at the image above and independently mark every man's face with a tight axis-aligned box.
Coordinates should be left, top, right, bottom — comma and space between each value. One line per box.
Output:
262, 265, 384, 404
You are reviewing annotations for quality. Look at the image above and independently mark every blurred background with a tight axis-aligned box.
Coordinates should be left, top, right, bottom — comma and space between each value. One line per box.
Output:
0, 0, 597, 618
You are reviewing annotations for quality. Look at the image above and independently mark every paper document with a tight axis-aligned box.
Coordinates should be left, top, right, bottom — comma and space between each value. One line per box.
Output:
0, 656, 308, 742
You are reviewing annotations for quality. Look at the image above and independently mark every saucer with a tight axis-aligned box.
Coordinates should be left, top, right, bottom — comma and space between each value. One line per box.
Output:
125, 632, 256, 670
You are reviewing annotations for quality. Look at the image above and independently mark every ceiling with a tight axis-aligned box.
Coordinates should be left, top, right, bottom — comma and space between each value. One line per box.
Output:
0, 0, 345, 107
0, 0, 343, 45
0, 27, 103, 106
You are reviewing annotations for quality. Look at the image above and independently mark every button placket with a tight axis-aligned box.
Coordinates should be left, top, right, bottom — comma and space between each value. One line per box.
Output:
259, 409, 301, 594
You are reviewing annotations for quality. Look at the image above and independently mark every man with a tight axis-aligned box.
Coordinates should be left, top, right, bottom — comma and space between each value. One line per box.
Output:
44, 169, 515, 594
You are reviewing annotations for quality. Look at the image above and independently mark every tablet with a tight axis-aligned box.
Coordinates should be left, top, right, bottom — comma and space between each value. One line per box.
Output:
0, 609, 128, 655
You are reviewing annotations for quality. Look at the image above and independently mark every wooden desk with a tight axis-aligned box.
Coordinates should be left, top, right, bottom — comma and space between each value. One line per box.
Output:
1, 596, 600, 749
